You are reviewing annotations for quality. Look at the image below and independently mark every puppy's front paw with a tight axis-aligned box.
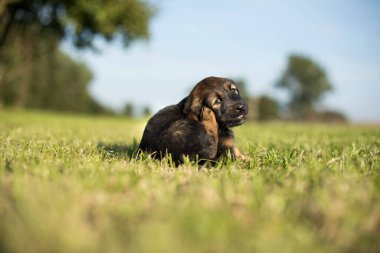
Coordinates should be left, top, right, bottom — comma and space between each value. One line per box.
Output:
233, 147, 248, 161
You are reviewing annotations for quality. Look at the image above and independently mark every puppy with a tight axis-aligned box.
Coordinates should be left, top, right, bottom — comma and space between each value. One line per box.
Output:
138, 76, 248, 164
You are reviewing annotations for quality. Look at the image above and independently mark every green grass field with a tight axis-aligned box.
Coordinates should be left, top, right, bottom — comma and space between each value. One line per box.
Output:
0, 110, 379, 253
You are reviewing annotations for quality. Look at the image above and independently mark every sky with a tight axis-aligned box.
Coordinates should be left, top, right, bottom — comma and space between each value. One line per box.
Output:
63, 0, 380, 122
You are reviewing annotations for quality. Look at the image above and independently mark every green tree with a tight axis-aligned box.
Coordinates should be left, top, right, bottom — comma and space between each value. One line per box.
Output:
0, 0, 154, 112
123, 103, 134, 118
142, 106, 151, 117
276, 54, 333, 120
0, 35, 109, 113
257, 95, 279, 121
0, 0, 155, 50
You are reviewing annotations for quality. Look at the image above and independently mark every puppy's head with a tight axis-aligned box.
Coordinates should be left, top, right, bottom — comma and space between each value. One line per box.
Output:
183, 76, 248, 128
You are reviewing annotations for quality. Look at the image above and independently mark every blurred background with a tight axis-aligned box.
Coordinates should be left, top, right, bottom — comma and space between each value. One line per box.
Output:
1, 0, 379, 123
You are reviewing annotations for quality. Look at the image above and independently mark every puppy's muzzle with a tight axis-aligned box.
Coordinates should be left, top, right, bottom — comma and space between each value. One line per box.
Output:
234, 102, 248, 115
226, 101, 248, 127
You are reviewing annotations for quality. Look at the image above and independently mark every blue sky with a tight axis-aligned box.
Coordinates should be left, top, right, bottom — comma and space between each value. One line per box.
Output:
64, 0, 380, 122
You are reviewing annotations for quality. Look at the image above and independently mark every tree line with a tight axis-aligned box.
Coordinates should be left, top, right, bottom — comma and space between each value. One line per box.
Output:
0, 0, 154, 113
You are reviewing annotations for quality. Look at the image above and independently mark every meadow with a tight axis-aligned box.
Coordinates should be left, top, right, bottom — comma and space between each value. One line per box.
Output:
0, 110, 379, 253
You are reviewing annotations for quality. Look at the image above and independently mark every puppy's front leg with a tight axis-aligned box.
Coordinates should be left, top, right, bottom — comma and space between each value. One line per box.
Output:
218, 128, 247, 160
232, 147, 247, 160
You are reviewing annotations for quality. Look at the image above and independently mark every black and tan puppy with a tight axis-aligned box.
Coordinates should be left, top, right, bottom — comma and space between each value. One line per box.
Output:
138, 76, 248, 164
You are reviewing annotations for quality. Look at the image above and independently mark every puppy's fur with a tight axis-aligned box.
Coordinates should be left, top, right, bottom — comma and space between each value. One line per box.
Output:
138, 76, 248, 164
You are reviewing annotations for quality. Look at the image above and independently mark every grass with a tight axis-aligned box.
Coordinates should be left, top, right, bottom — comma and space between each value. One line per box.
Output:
0, 109, 379, 253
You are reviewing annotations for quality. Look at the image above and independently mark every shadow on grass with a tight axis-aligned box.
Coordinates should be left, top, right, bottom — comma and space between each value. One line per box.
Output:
97, 140, 236, 168
97, 139, 140, 160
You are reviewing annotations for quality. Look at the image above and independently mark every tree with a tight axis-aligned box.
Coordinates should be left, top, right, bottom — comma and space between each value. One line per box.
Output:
0, 35, 109, 113
0, 0, 155, 50
0, 0, 154, 112
257, 95, 279, 121
123, 103, 134, 118
142, 106, 151, 117
276, 54, 333, 120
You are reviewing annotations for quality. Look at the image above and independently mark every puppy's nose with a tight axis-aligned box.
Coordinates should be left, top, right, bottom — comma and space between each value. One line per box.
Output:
235, 103, 247, 113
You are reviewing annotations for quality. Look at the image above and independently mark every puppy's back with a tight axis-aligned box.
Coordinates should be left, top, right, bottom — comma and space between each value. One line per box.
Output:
138, 103, 215, 163
139, 105, 182, 153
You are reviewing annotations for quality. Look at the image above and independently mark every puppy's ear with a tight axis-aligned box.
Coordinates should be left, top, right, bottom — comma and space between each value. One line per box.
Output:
183, 96, 203, 121
199, 107, 204, 121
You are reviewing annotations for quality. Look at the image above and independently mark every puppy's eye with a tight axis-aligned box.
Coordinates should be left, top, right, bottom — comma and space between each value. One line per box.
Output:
214, 98, 221, 105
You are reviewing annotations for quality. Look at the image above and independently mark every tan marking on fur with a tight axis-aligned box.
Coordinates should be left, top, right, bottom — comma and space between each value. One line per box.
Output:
212, 104, 221, 110
221, 136, 234, 148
